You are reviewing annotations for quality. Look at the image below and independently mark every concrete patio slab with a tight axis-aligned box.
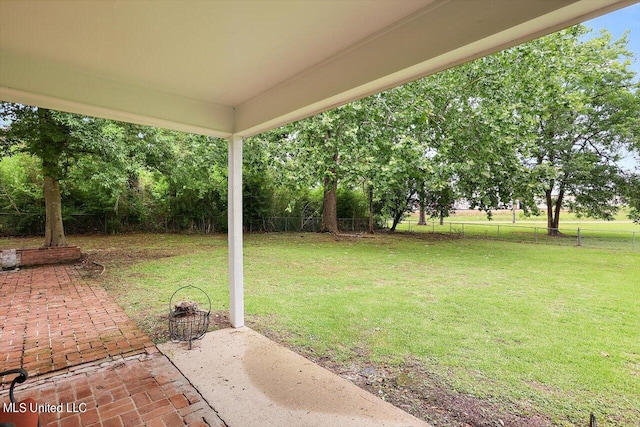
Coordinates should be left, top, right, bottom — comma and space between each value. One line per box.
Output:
158, 327, 430, 427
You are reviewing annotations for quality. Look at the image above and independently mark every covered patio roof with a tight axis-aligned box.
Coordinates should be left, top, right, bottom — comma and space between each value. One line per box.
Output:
1, 0, 635, 138
1, 0, 637, 327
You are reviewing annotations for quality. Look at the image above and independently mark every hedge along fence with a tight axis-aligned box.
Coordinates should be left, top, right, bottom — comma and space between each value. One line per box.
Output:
0, 212, 107, 236
3, 212, 636, 249
390, 219, 640, 251
0, 212, 229, 235
0, 213, 370, 235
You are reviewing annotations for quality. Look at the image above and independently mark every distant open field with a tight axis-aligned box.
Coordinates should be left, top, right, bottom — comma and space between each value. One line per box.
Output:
411, 208, 634, 223
2, 232, 638, 426
396, 210, 640, 251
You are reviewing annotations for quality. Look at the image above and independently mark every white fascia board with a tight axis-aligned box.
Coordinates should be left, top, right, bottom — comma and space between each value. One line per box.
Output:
0, 52, 234, 138
234, 0, 636, 138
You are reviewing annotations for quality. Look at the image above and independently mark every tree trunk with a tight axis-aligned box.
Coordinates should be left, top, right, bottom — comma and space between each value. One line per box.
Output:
38, 108, 68, 248
553, 188, 564, 233
43, 175, 67, 247
546, 188, 564, 236
367, 185, 375, 234
418, 203, 427, 225
545, 189, 555, 236
321, 174, 339, 233
390, 210, 403, 232
417, 183, 427, 225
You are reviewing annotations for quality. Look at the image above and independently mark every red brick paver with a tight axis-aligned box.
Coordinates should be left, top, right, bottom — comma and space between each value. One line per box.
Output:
1, 264, 226, 426
0, 265, 154, 377
11, 353, 225, 427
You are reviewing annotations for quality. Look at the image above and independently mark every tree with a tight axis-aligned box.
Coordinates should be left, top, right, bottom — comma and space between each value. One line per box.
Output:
354, 83, 441, 232
0, 103, 182, 241
382, 61, 522, 226
156, 131, 227, 232
242, 137, 275, 232
0, 154, 43, 233
497, 27, 640, 234
623, 173, 640, 224
268, 105, 364, 233
64, 121, 174, 230
0, 105, 92, 246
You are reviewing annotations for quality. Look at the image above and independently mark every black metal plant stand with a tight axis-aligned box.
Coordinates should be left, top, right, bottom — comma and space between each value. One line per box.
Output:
168, 285, 211, 349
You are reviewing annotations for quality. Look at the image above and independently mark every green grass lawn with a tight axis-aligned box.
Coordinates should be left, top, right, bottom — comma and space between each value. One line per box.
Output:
2, 232, 637, 425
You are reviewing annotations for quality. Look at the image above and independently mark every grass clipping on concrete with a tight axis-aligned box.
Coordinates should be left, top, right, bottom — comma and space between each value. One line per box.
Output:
37, 232, 640, 426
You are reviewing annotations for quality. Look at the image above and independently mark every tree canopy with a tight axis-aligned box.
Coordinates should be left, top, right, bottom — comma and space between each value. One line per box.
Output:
1, 25, 638, 239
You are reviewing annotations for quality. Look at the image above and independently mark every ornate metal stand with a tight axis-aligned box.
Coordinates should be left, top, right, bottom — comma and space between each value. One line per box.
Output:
168, 285, 211, 349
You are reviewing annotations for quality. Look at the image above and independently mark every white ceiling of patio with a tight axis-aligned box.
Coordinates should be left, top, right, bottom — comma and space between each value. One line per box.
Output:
0, 0, 636, 138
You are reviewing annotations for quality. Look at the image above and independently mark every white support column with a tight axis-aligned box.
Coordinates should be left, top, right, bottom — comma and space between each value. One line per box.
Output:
228, 134, 244, 328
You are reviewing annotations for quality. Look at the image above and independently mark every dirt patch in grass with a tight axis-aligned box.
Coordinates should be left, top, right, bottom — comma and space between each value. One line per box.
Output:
131, 309, 231, 343
350, 362, 551, 427
252, 323, 551, 427
77, 248, 231, 344
82, 247, 178, 271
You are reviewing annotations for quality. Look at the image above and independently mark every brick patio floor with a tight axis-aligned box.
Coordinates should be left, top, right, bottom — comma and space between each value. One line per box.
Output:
14, 352, 224, 427
1, 265, 154, 377
1, 265, 226, 426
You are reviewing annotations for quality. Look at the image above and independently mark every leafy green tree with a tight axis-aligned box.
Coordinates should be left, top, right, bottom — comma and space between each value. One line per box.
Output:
376, 136, 425, 231
422, 172, 456, 225
0, 154, 44, 234
496, 27, 640, 234
265, 105, 364, 233
353, 84, 439, 232
0, 154, 42, 213
623, 173, 640, 224
159, 131, 227, 232
0, 103, 184, 239
0, 105, 99, 246
243, 137, 275, 231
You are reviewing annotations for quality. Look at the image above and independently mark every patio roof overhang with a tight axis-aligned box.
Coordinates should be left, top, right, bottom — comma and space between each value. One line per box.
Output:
1, 0, 636, 139
1, 0, 636, 327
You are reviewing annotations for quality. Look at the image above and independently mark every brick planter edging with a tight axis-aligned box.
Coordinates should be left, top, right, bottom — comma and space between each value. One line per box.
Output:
1, 246, 81, 268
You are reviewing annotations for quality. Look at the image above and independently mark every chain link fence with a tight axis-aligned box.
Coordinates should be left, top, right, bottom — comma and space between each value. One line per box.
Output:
0, 212, 228, 236
257, 217, 369, 233
4, 212, 635, 250
390, 219, 639, 251
0, 213, 369, 236
0, 213, 111, 236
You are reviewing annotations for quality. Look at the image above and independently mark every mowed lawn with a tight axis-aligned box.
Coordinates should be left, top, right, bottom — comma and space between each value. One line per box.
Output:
3, 232, 638, 425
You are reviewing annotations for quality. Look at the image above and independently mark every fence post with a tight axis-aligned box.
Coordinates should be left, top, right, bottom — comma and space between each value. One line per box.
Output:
462, 223, 464, 237
497, 225, 500, 239
432, 220, 435, 233
535, 227, 538, 243
633, 231, 636, 251
577, 228, 582, 247
450, 223, 452, 235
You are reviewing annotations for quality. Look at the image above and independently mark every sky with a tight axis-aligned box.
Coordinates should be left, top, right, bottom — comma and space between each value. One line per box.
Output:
584, 2, 640, 76
584, 2, 640, 170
